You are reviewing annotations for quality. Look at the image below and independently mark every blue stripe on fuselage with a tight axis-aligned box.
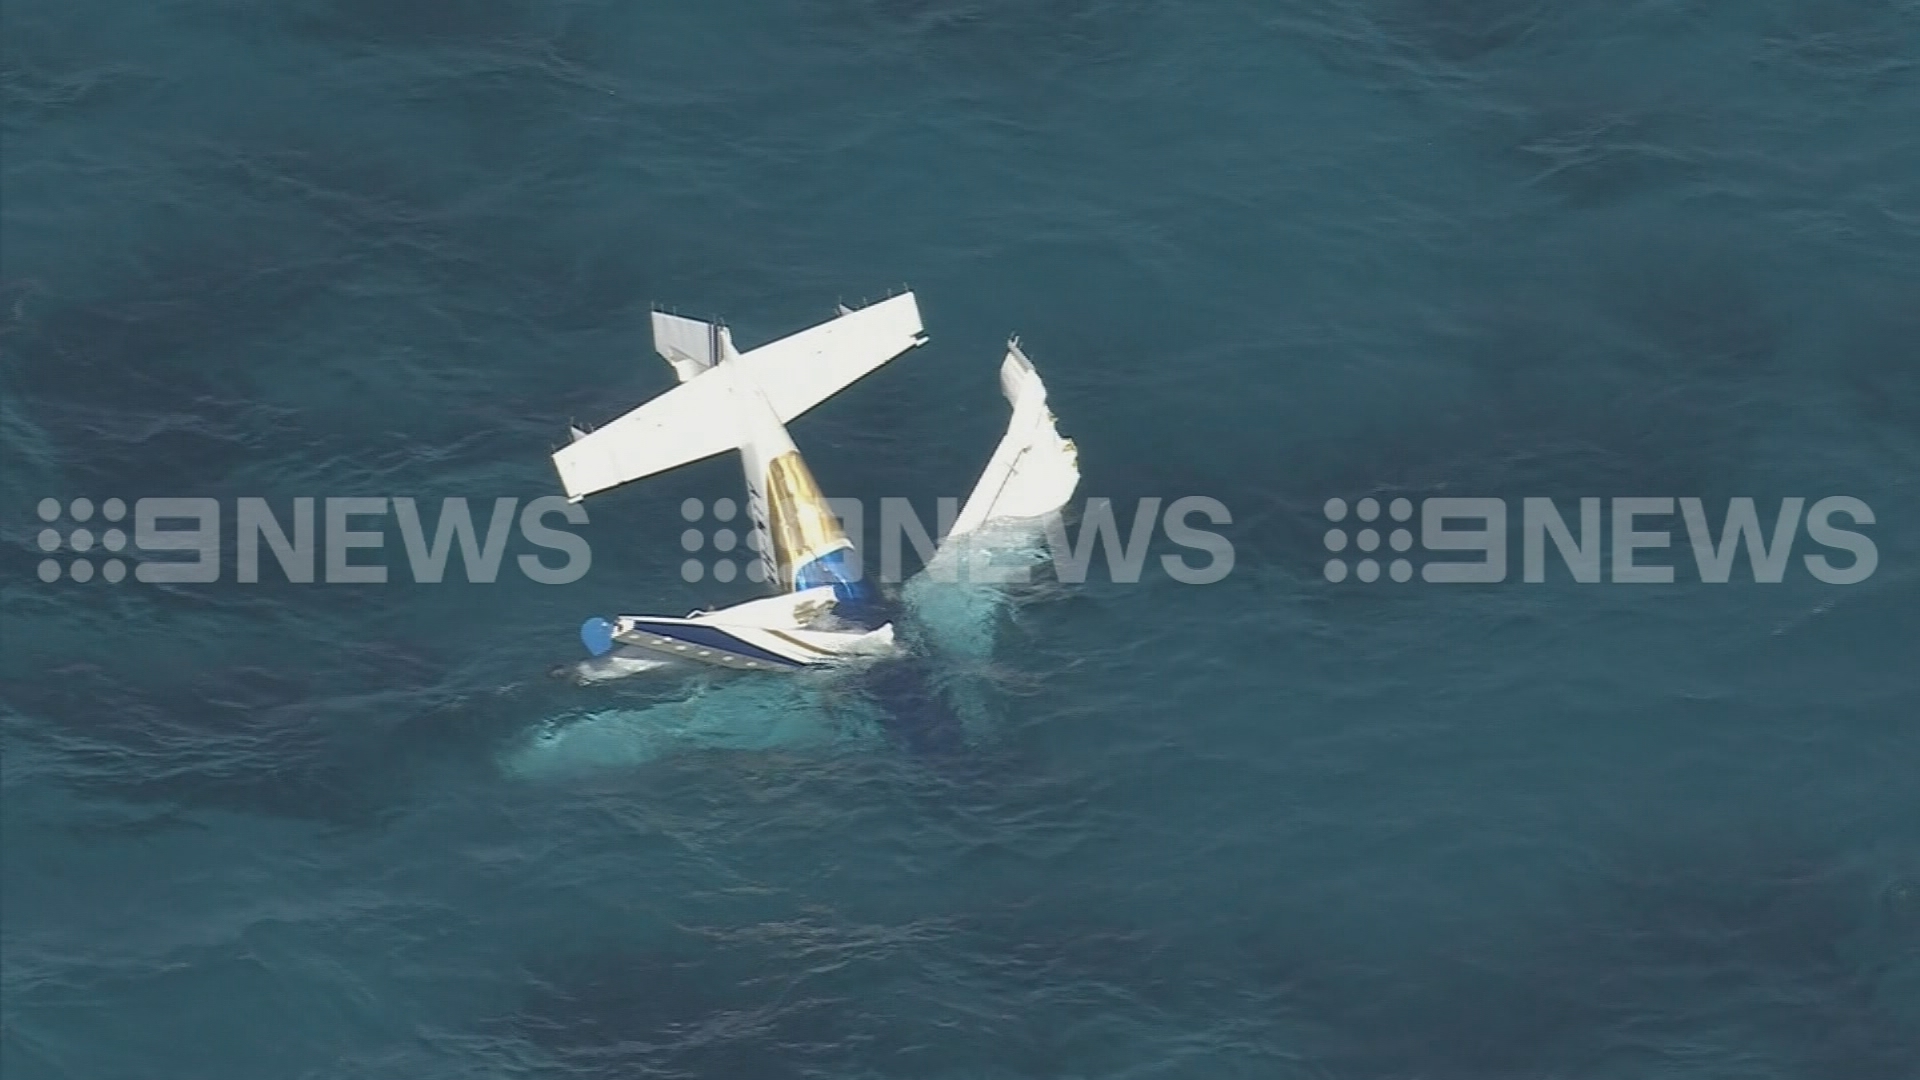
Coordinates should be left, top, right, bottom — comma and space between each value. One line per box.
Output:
793, 548, 883, 628
620, 621, 808, 668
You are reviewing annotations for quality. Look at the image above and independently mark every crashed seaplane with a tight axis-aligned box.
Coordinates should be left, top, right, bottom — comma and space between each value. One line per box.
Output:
551, 291, 1079, 677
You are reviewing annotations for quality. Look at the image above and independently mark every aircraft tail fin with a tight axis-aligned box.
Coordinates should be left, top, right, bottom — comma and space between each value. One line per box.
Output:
651, 311, 736, 382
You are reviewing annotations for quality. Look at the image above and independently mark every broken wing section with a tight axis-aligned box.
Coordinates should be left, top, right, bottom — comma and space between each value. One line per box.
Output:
947, 339, 1080, 538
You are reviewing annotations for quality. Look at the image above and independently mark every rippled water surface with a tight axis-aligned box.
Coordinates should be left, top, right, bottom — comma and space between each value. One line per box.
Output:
4, 1, 1918, 1077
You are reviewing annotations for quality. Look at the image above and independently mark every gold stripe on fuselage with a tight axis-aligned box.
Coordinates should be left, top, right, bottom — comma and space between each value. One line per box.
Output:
764, 450, 850, 587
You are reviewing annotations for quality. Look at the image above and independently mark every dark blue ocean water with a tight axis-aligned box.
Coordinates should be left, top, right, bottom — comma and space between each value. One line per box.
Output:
4, 1, 1919, 1077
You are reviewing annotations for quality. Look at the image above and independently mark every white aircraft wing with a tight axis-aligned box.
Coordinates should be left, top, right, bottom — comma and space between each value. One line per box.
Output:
551, 367, 742, 501
736, 292, 926, 422
552, 292, 927, 502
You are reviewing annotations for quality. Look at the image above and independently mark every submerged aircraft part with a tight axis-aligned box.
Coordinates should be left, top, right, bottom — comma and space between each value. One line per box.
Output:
549, 291, 1079, 677
514, 292, 1081, 774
